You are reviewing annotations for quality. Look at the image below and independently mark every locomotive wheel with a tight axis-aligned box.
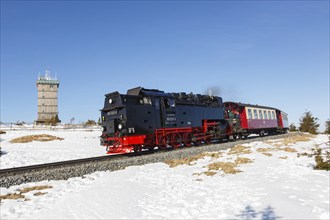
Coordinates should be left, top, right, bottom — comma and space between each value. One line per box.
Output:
193, 138, 202, 146
158, 136, 166, 150
133, 145, 142, 153
183, 133, 192, 147
204, 137, 211, 144
171, 133, 182, 148
192, 132, 202, 146
159, 134, 171, 150
194, 140, 202, 146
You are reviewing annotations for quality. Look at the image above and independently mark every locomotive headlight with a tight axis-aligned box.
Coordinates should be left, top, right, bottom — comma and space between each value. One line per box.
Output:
118, 124, 123, 130
109, 99, 113, 104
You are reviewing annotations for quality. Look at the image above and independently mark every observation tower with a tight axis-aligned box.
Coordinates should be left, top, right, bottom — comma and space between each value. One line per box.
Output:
36, 70, 60, 124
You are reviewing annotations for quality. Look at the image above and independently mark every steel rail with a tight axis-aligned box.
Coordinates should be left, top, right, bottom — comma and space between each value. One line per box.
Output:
0, 133, 295, 188
0, 155, 122, 175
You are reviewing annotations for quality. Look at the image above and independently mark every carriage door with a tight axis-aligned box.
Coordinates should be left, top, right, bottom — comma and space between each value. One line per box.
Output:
276, 110, 283, 128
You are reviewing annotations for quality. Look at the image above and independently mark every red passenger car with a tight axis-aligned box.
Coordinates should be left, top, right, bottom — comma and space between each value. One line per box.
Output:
224, 102, 288, 138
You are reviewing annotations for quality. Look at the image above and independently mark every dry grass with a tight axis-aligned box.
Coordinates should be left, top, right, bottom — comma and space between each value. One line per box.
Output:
0, 185, 52, 201
191, 157, 253, 177
10, 134, 64, 143
165, 152, 222, 168
279, 156, 288, 159
18, 185, 53, 193
262, 153, 273, 157
207, 161, 242, 174
201, 152, 222, 158
235, 157, 253, 165
257, 147, 277, 153
228, 145, 252, 155
0, 130, 6, 134
0, 193, 25, 201
263, 140, 274, 145
257, 146, 296, 154
165, 155, 204, 168
265, 133, 314, 147
34, 192, 48, 196
202, 171, 218, 176
282, 147, 297, 153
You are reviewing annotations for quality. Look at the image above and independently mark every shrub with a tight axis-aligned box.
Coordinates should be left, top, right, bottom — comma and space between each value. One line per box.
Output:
289, 123, 297, 132
325, 120, 330, 134
44, 114, 61, 126
299, 111, 319, 134
298, 146, 330, 170
84, 120, 97, 127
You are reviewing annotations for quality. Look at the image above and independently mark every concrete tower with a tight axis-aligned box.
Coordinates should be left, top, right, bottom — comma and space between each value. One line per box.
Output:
36, 70, 60, 124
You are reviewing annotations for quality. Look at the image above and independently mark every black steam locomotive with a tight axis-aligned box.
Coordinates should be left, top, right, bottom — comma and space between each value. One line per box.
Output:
100, 87, 289, 154
100, 87, 229, 154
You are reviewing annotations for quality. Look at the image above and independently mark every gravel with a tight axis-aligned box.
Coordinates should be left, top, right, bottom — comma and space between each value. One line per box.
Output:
0, 133, 295, 188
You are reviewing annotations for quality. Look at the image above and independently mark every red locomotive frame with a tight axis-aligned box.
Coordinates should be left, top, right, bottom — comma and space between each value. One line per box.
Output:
103, 120, 229, 154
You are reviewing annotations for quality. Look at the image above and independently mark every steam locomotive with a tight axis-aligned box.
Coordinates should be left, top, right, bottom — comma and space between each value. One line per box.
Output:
100, 87, 288, 154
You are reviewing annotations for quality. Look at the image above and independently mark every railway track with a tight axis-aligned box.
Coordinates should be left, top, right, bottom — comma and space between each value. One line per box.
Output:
0, 133, 295, 188
0, 154, 122, 176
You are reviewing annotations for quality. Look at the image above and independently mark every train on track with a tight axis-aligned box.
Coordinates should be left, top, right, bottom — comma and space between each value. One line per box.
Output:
100, 87, 288, 154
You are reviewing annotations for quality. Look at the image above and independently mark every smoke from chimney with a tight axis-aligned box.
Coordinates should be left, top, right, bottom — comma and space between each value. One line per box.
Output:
204, 86, 221, 96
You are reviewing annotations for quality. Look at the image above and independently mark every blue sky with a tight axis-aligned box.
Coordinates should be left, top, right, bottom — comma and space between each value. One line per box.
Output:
1, 1, 329, 131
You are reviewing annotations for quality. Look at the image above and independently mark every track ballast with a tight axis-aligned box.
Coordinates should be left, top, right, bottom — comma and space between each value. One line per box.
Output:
0, 133, 295, 188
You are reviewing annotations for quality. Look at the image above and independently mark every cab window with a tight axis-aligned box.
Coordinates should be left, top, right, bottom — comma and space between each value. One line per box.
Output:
164, 98, 175, 109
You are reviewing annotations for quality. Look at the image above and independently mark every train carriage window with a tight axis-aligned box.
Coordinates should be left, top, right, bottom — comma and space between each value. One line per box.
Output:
282, 114, 288, 121
253, 109, 258, 119
259, 110, 263, 119
263, 110, 267, 119
271, 111, 275, 119
268, 111, 271, 119
247, 109, 252, 119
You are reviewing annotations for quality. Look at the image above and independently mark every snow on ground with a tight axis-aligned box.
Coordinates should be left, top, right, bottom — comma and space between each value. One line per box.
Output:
0, 128, 105, 168
0, 132, 329, 219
